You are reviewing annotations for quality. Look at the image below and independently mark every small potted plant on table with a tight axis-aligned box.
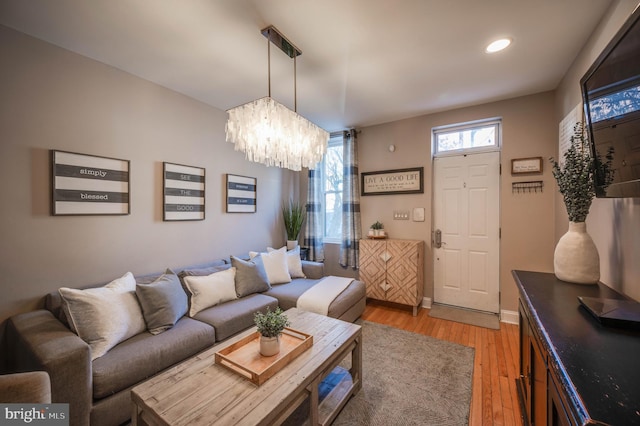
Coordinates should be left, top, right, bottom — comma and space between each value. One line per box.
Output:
370, 221, 385, 237
254, 307, 290, 356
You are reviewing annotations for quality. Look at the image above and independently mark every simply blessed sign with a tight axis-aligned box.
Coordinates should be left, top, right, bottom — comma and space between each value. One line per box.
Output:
361, 167, 424, 195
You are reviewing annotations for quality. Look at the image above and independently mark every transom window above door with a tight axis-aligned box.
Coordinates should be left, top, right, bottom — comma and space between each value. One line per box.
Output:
433, 118, 501, 156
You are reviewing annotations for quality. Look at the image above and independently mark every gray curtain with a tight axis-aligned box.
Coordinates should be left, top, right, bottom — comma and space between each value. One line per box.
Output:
304, 168, 325, 262
339, 129, 361, 268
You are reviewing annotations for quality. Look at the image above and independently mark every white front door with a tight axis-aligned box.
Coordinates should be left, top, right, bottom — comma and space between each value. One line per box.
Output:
433, 151, 500, 313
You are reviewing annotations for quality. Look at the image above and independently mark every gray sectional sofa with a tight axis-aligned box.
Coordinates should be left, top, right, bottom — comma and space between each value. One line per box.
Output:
6, 258, 365, 426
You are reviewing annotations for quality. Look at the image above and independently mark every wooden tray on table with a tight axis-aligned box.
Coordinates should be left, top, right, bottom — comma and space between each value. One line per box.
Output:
214, 327, 313, 385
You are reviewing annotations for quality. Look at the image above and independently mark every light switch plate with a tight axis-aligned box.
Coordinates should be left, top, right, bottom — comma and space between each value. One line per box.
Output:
413, 207, 425, 222
393, 210, 410, 220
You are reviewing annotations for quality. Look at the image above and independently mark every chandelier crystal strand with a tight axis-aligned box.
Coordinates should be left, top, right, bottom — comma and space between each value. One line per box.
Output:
225, 97, 328, 171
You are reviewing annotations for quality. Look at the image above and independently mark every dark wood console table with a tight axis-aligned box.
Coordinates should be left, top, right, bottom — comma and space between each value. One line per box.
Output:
512, 270, 640, 426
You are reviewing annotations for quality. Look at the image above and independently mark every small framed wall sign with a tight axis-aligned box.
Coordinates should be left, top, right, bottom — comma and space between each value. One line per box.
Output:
51, 150, 130, 215
163, 162, 205, 221
226, 174, 256, 213
511, 157, 543, 174
361, 167, 424, 196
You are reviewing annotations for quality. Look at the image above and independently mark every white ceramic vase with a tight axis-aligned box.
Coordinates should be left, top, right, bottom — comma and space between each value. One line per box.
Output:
286, 240, 298, 250
259, 335, 280, 357
553, 221, 599, 284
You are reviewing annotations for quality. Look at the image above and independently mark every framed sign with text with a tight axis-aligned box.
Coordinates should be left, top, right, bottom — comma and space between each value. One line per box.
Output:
226, 174, 257, 213
51, 150, 130, 215
511, 157, 543, 174
163, 162, 205, 221
361, 167, 424, 196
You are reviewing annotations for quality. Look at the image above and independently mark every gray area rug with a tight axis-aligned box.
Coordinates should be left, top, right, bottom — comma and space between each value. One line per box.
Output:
429, 304, 500, 330
285, 320, 475, 426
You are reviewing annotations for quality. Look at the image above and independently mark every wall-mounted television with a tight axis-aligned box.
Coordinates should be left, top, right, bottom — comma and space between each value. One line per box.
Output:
581, 5, 640, 198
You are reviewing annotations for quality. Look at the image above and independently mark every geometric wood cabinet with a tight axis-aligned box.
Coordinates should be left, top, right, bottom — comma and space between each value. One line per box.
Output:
359, 239, 424, 316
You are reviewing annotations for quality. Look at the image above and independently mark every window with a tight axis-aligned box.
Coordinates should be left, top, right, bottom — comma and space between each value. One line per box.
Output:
433, 118, 501, 156
323, 136, 343, 242
589, 84, 640, 122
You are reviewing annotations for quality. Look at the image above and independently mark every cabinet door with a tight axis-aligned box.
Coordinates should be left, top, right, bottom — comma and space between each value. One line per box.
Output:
548, 372, 572, 426
518, 301, 548, 426
359, 239, 386, 301
386, 240, 421, 306
518, 304, 533, 423
531, 335, 548, 426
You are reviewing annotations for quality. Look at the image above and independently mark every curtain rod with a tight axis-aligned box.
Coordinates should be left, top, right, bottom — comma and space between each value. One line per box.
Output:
329, 129, 360, 138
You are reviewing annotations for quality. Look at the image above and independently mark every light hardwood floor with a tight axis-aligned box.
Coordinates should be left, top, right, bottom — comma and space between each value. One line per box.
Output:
361, 301, 523, 426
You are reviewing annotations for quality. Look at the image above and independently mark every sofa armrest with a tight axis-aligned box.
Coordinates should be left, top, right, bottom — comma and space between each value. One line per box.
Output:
0, 371, 51, 403
301, 260, 324, 279
6, 310, 91, 426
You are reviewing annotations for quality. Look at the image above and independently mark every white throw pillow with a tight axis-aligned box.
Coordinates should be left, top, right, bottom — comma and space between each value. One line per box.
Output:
59, 272, 147, 361
268, 246, 305, 279
258, 247, 292, 284
183, 267, 238, 317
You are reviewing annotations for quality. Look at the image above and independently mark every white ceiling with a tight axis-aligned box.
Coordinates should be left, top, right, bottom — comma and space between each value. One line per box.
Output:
0, 0, 613, 132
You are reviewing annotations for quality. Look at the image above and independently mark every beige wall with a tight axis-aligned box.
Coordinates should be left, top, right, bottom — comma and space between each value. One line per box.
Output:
349, 91, 558, 313
0, 26, 296, 333
554, 0, 640, 300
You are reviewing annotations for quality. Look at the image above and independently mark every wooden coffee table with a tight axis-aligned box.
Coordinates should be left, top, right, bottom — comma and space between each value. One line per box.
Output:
131, 308, 362, 426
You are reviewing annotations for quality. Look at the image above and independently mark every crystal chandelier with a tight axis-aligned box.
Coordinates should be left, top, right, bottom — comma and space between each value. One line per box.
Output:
225, 26, 329, 171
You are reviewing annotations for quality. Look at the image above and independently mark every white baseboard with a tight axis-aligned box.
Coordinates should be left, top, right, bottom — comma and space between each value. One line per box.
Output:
500, 309, 519, 325
422, 297, 519, 325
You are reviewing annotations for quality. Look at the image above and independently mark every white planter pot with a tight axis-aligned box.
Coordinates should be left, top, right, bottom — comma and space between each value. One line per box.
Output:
554, 221, 599, 284
259, 335, 280, 357
286, 240, 298, 250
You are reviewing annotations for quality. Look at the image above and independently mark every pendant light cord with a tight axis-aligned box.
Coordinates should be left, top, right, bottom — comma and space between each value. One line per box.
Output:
265, 27, 298, 112
267, 29, 271, 98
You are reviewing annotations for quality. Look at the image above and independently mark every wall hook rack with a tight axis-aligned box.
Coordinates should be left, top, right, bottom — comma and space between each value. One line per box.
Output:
512, 181, 543, 194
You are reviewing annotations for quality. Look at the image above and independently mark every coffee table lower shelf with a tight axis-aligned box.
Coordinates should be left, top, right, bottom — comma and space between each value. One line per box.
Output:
318, 366, 355, 424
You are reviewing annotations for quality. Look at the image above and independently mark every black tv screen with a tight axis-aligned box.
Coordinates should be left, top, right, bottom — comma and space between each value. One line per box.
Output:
581, 5, 640, 198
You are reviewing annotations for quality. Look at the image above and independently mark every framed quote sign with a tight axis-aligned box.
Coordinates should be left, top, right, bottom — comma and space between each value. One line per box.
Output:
226, 174, 257, 213
511, 157, 543, 174
361, 167, 424, 196
163, 162, 205, 221
51, 150, 130, 215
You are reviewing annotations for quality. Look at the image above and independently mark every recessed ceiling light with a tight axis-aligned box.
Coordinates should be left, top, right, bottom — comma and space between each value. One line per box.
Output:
486, 38, 512, 54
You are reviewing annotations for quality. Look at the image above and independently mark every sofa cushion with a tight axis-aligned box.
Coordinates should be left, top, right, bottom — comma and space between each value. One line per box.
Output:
135, 270, 188, 335
301, 261, 325, 280
325, 279, 366, 319
92, 317, 215, 399
263, 279, 321, 310
265, 278, 367, 319
59, 272, 146, 360
230, 256, 270, 297
193, 294, 278, 341
182, 268, 238, 317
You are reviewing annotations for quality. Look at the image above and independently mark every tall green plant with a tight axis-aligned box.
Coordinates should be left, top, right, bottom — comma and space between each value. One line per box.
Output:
282, 200, 306, 241
549, 122, 614, 222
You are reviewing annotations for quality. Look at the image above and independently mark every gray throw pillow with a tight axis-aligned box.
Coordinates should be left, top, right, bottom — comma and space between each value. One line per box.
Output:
178, 264, 231, 278
230, 255, 270, 297
136, 269, 188, 335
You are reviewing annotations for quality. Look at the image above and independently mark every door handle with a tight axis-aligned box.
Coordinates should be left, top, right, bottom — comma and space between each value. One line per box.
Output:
434, 229, 442, 248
